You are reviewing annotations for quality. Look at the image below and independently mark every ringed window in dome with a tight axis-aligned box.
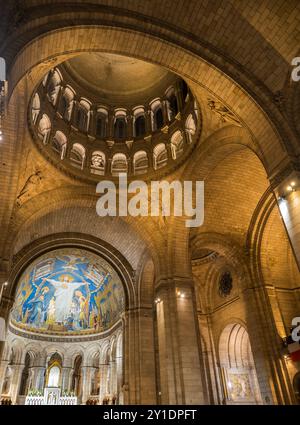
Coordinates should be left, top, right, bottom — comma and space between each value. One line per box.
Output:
114, 110, 127, 139
30, 57, 200, 182
185, 114, 196, 144
133, 108, 146, 138
170, 130, 184, 160
153, 143, 168, 170
52, 131, 67, 160
166, 87, 179, 121
111, 153, 128, 176
133, 150, 148, 175
151, 99, 164, 131
70, 143, 85, 169
181, 79, 189, 103
38, 114, 51, 145
47, 69, 62, 106
76, 99, 91, 133
96, 108, 108, 139
60, 86, 75, 121
31, 93, 40, 124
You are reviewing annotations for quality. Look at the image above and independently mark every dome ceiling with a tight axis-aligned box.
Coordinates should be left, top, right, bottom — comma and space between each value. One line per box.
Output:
62, 53, 177, 104
10, 248, 125, 337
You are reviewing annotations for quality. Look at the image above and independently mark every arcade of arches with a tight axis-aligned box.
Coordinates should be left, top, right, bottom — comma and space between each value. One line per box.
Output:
0, 0, 300, 406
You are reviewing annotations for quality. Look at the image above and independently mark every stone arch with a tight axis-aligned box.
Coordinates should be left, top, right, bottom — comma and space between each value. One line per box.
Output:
168, 126, 270, 280
218, 323, 262, 404
7, 24, 290, 174
8, 233, 136, 313
293, 372, 300, 404
9, 193, 166, 276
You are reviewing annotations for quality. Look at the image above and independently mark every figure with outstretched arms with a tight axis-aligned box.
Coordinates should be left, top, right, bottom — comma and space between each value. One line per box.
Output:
45, 277, 85, 323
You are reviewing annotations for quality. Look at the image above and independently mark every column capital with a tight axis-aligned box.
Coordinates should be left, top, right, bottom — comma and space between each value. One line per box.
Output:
154, 276, 194, 293
269, 158, 300, 194
0, 295, 14, 320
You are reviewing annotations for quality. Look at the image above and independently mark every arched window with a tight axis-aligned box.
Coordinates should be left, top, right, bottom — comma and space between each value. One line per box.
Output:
185, 114, 196, 144
31, 93, 40, 124
153, 143, 168, 170
133, 151, 148, 175
60, 87, 75, 121
96, 109, 108, 139
111, 153, 128, 176
91, 151, 105, 175
76, 99, 91, 132
219, 323, 262, 404
47, 69, 62, 106
194, 99, 199, 120
71, 355, 82, 397
61, 96, 68, 117
52, 131, 67, 160
134, 115, 146, 138
38, 114, 51, 145
42, 72, 49, 87
170, 130, 184, 160
151, 100, 164, 131
91, 352, 100, 396
19, 352, 32, 396
166, 87, 179, 121
48, 366, 60, 387
2, 366, 12, 395
153, 107, 163, 130
46, 353, 62, 388
70, 143, 86, 169
181, 79, 189, 103
114, 117, 127, 139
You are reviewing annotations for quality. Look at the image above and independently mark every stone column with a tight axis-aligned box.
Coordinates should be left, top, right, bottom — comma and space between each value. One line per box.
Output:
0, 359, 9, 394
70, 97, 78, 127
135, 306, 157, 404
81, 366, 91, 404
116, 354, 123, 400
241, 286, 296, 404
99, 363, 109, 404
0, 278, 12, 390
146, 108, 152, 134
274, 170, 300, 270
0, 342, 5, 366
122, 310, 140, 405
197, 313, 223, 404
108, 110, 115, 139
10, 363, 25, 404
61, 366, 73, 392
109, 360, 117, 396
161, 99, 169, 125
155, 280, 207, 404
127, 114, 133, 139
32, 366, 46, 391
175, 81, 183, 113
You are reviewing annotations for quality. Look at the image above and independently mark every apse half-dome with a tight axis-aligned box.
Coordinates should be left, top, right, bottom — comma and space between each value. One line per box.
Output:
10, 248, 125, 337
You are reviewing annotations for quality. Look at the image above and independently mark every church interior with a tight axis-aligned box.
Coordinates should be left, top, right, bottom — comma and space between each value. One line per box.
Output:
0, 0, 300, 406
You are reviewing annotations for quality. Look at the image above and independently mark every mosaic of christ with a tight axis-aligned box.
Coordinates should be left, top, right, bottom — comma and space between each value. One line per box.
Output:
11, 248, 125, 334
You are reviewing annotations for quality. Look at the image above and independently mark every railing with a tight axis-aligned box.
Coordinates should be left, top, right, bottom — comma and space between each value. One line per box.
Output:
59, 396, 77, 405
25, 396, 44, 405
25, 395, 77, 405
